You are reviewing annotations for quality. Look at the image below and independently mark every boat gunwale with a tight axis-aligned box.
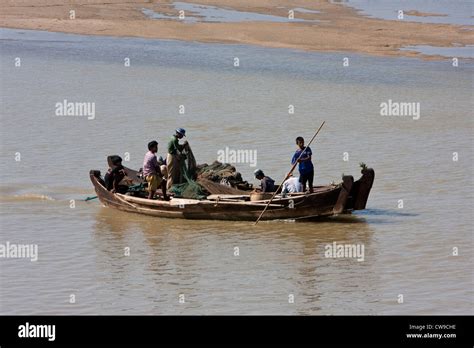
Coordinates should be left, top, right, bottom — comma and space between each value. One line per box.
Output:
89, 166, 374, 221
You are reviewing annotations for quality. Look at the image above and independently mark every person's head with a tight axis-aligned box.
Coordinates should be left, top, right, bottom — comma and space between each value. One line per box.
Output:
107, 155, 122, 168
148, 140, 158, 153
296, 136, 305, 149
254, 169, 264, 180
175, 128, 186, 139
111, 156, 122, 166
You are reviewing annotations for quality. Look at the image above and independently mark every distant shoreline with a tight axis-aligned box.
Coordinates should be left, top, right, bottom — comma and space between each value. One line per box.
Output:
0, 0, 473, 60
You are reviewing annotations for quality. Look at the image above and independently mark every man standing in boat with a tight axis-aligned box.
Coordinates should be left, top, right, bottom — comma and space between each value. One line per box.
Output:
253, 169, 275, 192
167, 128, 188, 189
143, 140, 168, 200
291, 136, 314, 193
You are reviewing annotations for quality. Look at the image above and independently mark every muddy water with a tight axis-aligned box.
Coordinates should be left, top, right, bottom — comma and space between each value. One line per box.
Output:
0, 28, 472, 314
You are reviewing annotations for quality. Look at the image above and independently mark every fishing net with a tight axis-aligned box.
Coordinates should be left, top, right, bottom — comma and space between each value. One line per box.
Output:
197, 162, 252, 191
169, 145, 252, 199
169, 144, 207, 199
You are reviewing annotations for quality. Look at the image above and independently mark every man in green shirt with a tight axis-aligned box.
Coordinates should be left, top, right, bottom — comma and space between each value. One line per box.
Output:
166, 128, 187, 189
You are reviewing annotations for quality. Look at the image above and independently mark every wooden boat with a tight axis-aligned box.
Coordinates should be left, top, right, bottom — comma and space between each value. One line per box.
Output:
89, 167, 374, 221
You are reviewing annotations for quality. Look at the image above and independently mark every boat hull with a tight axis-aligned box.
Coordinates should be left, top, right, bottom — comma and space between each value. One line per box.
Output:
89, 168, 374, 221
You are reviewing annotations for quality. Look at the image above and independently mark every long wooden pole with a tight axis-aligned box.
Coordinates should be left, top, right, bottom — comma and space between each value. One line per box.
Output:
254, 121, 326, 225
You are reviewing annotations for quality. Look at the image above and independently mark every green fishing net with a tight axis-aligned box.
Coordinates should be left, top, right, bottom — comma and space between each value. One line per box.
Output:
170, 175, 207, 200
169, 147, 207, 200
169, 145, 252, 199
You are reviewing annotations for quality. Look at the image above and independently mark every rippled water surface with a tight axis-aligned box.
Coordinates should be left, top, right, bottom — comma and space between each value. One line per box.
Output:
0, 28, 472, 315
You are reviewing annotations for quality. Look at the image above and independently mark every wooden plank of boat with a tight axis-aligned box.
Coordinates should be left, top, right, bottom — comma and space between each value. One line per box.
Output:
207, 188, 334, 202
284, 187, 334, 196
248, 190, 334, 203
119, 194, 200, 206
119, 193, 284, 208
210, 200, 284, 207
197, 178, 249, 195
332, 175, 353, 214
207, 194, 249, 200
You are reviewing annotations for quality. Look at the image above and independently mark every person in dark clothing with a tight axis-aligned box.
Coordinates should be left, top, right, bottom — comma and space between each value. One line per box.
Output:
253, 169, 275, 193
104, 155, 127, 193
291, 136, 314, 193
167, 128, 188, 189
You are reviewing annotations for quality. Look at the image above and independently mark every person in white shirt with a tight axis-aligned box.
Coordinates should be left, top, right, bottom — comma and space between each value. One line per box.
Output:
282, 175, 302, 194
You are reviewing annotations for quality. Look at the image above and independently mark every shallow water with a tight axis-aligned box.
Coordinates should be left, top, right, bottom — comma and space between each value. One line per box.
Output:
336, 0, 474, 59
332, 0, 473, 26
142, 2, 319, 23
401, 45, 474, 59
0, 28, 472, 315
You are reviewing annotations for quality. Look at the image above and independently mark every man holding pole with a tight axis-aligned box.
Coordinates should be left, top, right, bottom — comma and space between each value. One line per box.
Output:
291, 136, 314, 193
254, 121, 325, 225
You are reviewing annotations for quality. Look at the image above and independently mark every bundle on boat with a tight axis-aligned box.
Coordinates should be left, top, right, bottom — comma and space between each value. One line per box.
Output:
197, 161, 252, 193
171, 161, 253, 199
168, 146, 253, 199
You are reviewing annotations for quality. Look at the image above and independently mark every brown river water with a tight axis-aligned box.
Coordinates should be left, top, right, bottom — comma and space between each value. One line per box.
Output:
0, 28, 472, 315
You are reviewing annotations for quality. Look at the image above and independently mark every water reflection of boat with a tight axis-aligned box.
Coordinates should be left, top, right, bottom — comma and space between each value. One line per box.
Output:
89, 167, 374, 222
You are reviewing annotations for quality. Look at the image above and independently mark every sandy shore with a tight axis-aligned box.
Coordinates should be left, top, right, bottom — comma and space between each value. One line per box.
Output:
1, 0, 473, 60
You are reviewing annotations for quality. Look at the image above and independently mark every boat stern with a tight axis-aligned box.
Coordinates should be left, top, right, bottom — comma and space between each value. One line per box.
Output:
345, 167, 375, 211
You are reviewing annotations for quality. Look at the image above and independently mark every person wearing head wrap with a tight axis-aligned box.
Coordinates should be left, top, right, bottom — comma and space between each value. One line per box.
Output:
166, 128, 188, 189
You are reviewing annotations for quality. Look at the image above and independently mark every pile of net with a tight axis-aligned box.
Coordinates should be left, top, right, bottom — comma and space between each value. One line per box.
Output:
170, 146, 253, 199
